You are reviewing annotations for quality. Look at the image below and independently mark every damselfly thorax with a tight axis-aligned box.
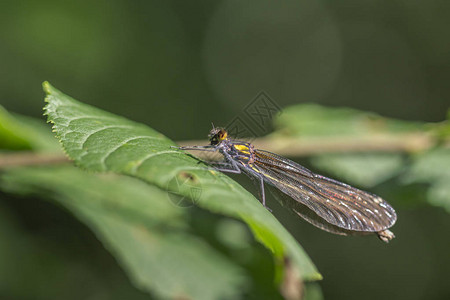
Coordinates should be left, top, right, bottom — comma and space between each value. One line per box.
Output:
178, 126, 397, 243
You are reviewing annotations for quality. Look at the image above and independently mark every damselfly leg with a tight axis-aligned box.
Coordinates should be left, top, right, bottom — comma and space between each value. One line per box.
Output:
175, 145, 217, 152
174, 145, 270, 209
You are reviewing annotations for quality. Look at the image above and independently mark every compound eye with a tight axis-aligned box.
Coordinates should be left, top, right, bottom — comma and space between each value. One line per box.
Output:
218, 130, 227, 141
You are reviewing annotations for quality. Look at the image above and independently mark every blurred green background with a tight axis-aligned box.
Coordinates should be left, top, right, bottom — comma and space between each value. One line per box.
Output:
1, 0, 449, 299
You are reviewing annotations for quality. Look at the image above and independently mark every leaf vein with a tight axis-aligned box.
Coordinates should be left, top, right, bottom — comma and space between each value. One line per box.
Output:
65, 115, 117, 123
100, 136, 160, 170
79, 125, 136, 149
132, 150, 185, 174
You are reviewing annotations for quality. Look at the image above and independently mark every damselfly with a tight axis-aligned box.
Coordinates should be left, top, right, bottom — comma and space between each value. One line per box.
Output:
178, 126, 397, 242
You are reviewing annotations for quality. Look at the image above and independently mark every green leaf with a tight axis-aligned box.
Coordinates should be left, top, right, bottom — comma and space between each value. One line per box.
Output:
272, 104, 424, 137
0, 166, 246, 300
403, 148, 450, 212
0, 105, 31, 150
404, 148, 450, 182
42, 82, 321, 283
0, 197, 150, 300
303, 283, 324, 300
310, 153, 404, 188
0, 105, 60, 152
270, 104, 419, 187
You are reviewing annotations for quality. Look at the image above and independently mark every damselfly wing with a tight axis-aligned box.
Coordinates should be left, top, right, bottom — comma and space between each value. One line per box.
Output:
252, 150, 396, 241
178, 127, 397, 242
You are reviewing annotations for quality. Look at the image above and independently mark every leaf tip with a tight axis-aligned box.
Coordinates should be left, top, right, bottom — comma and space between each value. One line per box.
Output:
42, 81, 52, 94
309, 272, 323, 281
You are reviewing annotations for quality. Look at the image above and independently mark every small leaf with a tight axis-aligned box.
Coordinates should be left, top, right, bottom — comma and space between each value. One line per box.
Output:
310, 153, 404, 187
403, 148, 450, 212
270, 104, 420, 187
0, 105, 60, 152
43, 82, 321, 283
303, 283, 324, 300
0, 191, 154, 300
404, 148, 450, 181
0, 105, 31, 150
273, 104, 424, 137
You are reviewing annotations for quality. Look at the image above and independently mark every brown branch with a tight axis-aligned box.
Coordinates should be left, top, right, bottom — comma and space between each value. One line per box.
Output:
0, 131, 443, 168
0, 152, 70, 168
177, 132, 441, 158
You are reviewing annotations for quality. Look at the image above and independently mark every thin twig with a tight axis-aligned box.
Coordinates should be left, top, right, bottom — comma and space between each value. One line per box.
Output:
0, 152, 70, 168
177, 132, 441, 158
0, 132, 443, 168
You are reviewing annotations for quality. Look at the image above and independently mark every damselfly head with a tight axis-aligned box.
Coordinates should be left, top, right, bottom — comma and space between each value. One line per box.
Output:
209, 127, 228, 145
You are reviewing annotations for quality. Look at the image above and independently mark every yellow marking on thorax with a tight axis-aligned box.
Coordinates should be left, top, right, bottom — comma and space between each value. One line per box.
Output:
233, 144, 250, 154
